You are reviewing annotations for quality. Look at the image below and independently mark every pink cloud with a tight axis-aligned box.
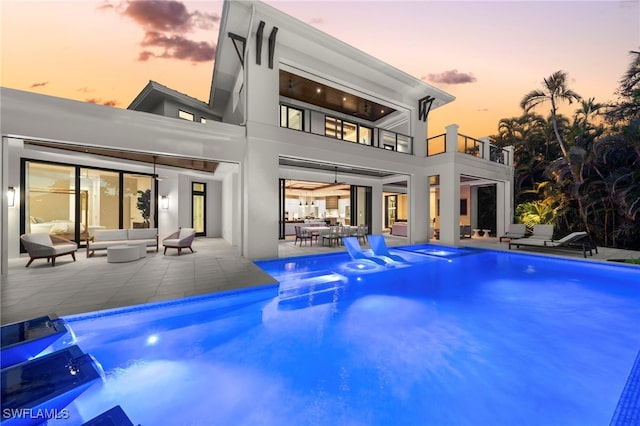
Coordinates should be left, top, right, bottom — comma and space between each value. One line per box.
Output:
123, 0, 218, 32
101, 0, 218, 63
139, 31, 215, 62
424, 70, 477, 85
86, 98, 119, 107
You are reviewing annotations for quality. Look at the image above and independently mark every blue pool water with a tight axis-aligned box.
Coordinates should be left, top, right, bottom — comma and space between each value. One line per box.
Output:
45, 245, 639, 425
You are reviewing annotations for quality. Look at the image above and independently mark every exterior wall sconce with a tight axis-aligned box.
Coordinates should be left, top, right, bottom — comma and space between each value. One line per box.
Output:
160, 195, 169, 210
7, 187, 15, 207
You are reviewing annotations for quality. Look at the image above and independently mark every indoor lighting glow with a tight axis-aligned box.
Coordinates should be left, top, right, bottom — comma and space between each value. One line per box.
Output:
7, 186, 15, 207
160, 195, 169, 210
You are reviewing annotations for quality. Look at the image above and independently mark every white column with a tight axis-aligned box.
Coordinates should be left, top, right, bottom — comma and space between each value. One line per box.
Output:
1, 137, 7, 275
242, 141, 279, 260
413, 113, 427, 158
438, 165, 460, 245
505, 146, 515, 166
409, 173, 429, 243
371, 181, 383, 234
496, 181, 506, 237
470, 186, 479, 229
445, 124, 459, 153
480, 137, 491, 160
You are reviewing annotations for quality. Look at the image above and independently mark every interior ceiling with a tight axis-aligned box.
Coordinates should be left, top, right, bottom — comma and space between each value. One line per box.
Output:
24, 140, 219, 174
279, 70, 395, 123
286, 180, 350, 192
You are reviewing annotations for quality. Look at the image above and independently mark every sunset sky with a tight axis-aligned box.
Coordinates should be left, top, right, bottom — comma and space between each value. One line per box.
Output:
1, 0, 638, 138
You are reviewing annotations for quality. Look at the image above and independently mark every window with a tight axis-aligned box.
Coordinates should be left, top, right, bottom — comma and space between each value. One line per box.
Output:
280, 105, 303, 130
325, 116, 342, 138
200, 117, 207, 124
397, 134, 411, 153
381, 130, 396, 151
343, 121, 358, 142
359, 126, 372, 145
178, 110, 194, 121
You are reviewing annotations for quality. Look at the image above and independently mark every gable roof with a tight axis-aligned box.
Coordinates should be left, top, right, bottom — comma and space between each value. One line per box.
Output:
210, 0, 454, 117
128, 80, 218, 118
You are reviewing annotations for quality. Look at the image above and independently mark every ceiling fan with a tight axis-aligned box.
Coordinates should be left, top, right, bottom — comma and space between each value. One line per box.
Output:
352, 100, 371, 118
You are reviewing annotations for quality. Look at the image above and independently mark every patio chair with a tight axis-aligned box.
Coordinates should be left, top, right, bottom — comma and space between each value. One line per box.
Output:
342, 237, 388, 266
367, 234, 407, 263
499, 224, 527, 242
509, 231, 596, 258
162, 228, 196, 255
294, 226, 315, 246
355, 224, 368, 244
20, 234, 78, 267
322, 226, 341, 247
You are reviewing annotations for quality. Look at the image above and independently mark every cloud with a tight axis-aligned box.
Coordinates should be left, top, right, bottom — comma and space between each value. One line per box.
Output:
86, 98, 119, 107
139, 31, 216, 62
77, 86, 95, 93
123, 0, 218, 32
424, 70, 477, 85
308, 18, 324, 25
30, 81, 49, 88
102, 1, 219, 63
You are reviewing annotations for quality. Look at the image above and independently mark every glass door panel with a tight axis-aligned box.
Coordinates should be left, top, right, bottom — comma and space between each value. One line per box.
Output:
124, 173, 153, 229
25, 162, 77, 240
192, 182, 206, 236
82, 169, 120, 235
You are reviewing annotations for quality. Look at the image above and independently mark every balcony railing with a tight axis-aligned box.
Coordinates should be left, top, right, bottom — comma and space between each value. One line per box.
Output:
490, 145, 509, 164
426, 131, 512, 165
458, 134, 483, 158
426, 133, 446, 156
280, 103, 413, 154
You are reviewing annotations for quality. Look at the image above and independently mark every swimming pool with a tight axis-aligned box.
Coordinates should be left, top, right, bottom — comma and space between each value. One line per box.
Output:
39, 245, 640, 425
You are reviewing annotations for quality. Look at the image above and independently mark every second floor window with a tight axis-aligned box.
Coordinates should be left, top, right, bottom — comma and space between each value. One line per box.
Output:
325, 116, 372, 145
280, 105, 303, 131
178, 110, 194, 121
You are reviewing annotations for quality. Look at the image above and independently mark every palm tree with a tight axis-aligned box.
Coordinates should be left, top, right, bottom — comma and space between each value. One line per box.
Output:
520, 71, 582, 158
574, 97, 604, 127
606, 50, 640, 125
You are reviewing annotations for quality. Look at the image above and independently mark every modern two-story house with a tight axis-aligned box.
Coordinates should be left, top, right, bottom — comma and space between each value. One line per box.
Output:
0, 0, 514, 274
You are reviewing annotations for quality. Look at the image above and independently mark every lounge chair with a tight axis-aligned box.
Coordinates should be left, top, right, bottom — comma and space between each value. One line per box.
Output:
342, 237, 388, 266
163, 228, 196, 255
509, 231, 596, 258
526, 224, 554, 241
367, 234, 406, 263
499, 224, 527, 242
20, 234, 78, 267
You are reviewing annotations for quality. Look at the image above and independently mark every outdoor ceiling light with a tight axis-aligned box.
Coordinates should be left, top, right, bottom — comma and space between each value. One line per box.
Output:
160, 195, 169, 210
7, 187, 15, 207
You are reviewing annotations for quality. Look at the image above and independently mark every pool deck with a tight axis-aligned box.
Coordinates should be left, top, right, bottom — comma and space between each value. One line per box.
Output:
1, 235, 638, 325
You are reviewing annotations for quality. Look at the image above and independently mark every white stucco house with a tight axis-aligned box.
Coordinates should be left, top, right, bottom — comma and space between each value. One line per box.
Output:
0, 0, 514, 274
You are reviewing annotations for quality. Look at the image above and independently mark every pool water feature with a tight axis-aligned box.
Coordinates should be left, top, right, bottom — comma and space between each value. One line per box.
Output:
33, 245, 640, 425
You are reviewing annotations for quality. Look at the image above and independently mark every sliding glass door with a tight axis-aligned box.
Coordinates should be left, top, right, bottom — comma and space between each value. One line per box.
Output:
21, 159, 154, 249
350, 185, 371, 233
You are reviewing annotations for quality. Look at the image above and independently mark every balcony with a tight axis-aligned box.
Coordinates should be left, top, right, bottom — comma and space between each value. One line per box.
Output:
280, 103, 414, 154
426, 130, 512, 166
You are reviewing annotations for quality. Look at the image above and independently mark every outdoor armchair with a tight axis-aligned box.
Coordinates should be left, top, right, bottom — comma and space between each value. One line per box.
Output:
162, 228, 196, 255
20, 233, 78, 267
